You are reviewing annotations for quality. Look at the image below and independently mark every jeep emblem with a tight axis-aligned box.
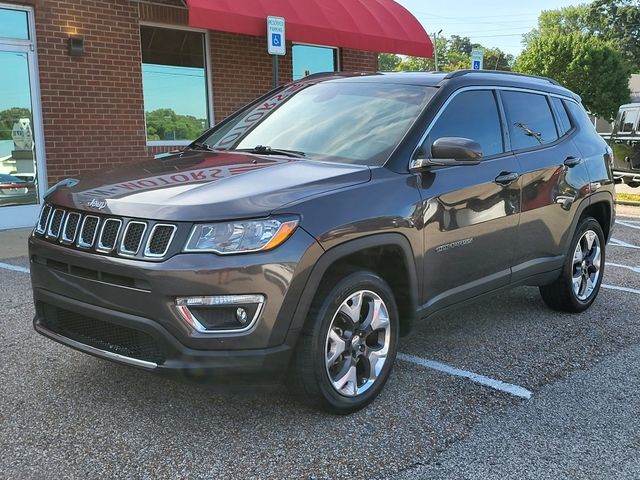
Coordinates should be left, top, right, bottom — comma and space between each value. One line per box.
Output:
87, 198, 107, 210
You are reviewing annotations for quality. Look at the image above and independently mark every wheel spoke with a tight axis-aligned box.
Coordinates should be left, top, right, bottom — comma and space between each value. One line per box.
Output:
585, 231, 596, 251
334, 363, 358, 396
361, 298, 389, 333
364, 348, 386, 381
326, 329, 346, 367
573, 244, 583, 264
338, 291, 363, 325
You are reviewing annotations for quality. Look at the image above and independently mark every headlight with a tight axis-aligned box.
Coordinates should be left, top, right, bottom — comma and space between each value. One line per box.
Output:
184, 217, 299, 254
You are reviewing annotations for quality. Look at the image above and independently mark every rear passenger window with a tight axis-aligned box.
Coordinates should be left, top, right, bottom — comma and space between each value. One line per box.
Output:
502, 91, 558, 150
551, 97, 572, 136
428, 90, 504, 157
563, 100, 597, 134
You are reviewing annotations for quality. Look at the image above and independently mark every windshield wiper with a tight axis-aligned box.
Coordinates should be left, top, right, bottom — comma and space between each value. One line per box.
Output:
236, 145, 306, 158
189, 141, 216, 151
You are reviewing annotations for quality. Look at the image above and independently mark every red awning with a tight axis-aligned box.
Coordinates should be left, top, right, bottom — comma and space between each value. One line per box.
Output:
186, 0, 432, 58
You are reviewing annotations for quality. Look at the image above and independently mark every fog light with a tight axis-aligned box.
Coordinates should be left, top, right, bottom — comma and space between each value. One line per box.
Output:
175, 295, 265, 334
236, 307, 248, 325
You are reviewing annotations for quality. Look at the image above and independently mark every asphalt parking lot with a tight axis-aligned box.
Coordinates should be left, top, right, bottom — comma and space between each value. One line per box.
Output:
2, 205, 640, 480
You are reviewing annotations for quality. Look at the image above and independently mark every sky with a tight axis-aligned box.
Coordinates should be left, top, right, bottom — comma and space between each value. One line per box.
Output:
396, 0, 584, 57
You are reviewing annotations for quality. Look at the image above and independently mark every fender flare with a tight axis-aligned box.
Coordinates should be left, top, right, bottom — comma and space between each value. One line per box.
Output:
286, 233, 420, 341
563, 191, 615, 253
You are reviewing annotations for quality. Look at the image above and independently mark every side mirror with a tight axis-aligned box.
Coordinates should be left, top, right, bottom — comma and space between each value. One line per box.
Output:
411, 137, 482, 170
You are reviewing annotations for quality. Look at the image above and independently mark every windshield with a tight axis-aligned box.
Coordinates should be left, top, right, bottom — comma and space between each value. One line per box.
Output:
199, 82, 436, 166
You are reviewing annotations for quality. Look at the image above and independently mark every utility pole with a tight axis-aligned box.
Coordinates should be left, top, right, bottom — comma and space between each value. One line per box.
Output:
433, 29, 443, 72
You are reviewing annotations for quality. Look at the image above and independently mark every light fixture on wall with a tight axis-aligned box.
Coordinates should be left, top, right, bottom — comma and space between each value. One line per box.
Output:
68, 36, 84, 56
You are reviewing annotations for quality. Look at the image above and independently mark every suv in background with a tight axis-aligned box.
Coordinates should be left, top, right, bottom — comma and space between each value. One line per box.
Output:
610, 103, 640, 187
30, 71, 615, 414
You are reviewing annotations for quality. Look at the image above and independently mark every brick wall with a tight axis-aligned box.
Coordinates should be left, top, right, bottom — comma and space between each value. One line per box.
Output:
29, 0, 148, 184
12, 1, 379, 182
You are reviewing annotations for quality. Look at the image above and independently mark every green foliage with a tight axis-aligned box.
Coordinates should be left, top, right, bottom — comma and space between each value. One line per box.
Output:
378, 53, 402, 71
0, 108, 32, 141
515, 31, 630, 118
145, 108, 206, 141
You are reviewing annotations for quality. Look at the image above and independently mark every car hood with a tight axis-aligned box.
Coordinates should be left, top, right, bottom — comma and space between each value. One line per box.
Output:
46, 150, 371, 221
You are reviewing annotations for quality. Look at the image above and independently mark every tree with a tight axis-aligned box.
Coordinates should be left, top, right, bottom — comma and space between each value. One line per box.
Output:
145, 108, 206, 141
378, 53, 402, 71
515, 31, 630, 118
449, 35, 473, 56
0, 108, 32, 141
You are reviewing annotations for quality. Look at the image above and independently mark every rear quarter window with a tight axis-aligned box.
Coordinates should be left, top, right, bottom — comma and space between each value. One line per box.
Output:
550, 97, 572, 136
563, 100, 598, 134
502, 91, 558, 150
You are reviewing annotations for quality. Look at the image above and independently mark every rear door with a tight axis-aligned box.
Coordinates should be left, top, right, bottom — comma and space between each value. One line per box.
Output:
416, 88, 521, 314
501, 90, 591, 281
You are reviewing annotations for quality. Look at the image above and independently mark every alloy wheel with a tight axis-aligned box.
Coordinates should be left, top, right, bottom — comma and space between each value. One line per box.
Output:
572, 229, 602, 301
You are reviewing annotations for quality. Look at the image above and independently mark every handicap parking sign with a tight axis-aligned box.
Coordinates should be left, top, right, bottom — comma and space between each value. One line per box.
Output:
267, 16, 286, 55
272, 33, 281, 47
473, 60, 481, 70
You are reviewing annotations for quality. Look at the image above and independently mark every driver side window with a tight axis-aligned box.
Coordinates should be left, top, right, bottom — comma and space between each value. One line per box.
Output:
428, 90, 504, 158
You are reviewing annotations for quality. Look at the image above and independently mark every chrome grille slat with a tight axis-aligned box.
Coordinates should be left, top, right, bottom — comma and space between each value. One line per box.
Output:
97, 218, 122, 252
36, 205, 53, 235
144, 224, 177, 258
119, 221, 147, 256
61, 212, 82, 244
46, 209, 66, 239
77, 216, 100, 248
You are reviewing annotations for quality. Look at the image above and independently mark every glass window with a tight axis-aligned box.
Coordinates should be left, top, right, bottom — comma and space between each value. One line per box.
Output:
564, 100, 598, 134
427, 90, 504, 157
0, 8, 29, 40
140, 26, 209, 142
551, 97, 572, 136
619, 108, 639, 133
502, 91, 558, 150
202, 82, 436, 166
292, 45, 337, 80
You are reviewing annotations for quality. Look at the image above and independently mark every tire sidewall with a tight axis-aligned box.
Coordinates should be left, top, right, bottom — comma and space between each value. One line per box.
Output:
308, 271, 399, 413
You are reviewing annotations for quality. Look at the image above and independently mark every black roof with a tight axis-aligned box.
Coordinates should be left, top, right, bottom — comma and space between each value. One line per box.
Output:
311, 70, 580, 101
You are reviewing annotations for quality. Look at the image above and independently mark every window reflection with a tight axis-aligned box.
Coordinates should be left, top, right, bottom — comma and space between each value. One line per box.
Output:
292, 45, 337, 80
140, 26, 209, 142
0, 8, 29, 40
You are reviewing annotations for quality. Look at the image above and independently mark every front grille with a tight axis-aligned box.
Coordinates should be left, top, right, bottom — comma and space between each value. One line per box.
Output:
40, 304, 165, 364
34, 204, 177, 260
120, 221, 147, 255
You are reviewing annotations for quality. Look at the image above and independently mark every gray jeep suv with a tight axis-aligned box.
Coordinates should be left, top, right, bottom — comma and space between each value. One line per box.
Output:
30, 71, 615, 413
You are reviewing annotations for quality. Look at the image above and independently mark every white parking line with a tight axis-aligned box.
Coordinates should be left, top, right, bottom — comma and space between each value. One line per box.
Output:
616, 220, 640, 231
606, 262, 640, 274
0, 262, 30, 274
610, 238, 640, 250
602, 284, 640, 295
397, 352, 533, 399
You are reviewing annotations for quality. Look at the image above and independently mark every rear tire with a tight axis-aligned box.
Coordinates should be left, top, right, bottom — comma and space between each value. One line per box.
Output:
539, 216, 605, 313
287, 270, 399, 414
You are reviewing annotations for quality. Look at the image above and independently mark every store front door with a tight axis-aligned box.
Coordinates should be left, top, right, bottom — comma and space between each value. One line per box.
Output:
0, 4, 46, 229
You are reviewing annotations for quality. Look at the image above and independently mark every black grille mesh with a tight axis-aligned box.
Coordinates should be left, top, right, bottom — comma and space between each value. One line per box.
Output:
122, 222, 146, 253
49, 210, 65, 238
79, 217, 100, 246
41, 304, 165, 364
38, 205, 52, 232
63, 213, 81, 242
100, 219, 120, 250
148, 226, 174, 255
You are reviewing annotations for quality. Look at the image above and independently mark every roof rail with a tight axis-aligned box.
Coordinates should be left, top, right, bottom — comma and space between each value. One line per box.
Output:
443, 70, 560, 86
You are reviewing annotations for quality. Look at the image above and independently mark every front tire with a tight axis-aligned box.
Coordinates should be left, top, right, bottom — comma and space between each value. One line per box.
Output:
288, 270, 399, 414
539, 216, 605, 312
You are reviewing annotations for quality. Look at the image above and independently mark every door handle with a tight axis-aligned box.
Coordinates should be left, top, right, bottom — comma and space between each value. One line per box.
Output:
564, 157, 582, 168
494, 171, 519, 186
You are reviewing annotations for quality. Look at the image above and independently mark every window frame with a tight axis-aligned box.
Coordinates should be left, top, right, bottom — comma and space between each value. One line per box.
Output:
139, 22, 214, 147
0, 3, 30, 45
291, 42, 340, 81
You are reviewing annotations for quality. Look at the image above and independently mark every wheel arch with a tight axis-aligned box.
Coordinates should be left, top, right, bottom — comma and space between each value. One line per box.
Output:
287, 233, 420, 341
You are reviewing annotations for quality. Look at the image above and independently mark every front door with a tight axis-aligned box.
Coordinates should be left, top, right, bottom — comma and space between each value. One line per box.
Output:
0, 4, 46, 229
417, 88, 521, 315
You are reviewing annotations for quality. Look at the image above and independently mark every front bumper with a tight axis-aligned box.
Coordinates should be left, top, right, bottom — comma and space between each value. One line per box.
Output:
29, 227, 323, 381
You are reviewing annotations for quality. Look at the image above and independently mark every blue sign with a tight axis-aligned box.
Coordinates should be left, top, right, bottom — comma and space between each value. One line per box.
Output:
272, 33, 281, 47
473, 60, 481, 70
